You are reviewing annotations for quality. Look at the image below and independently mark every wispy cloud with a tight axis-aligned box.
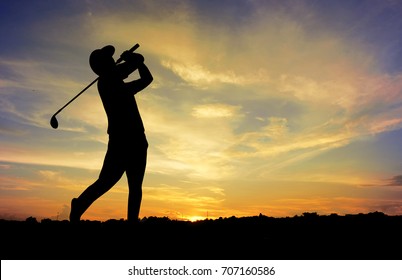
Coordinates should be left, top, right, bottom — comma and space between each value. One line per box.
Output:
386, 175, 402, 186
192, 103, 242, 118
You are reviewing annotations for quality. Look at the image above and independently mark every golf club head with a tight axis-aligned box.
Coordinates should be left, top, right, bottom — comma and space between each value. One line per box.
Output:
50, 115, 58, 129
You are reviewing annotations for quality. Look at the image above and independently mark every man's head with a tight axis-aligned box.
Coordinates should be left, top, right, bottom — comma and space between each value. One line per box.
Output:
89, 45, 116, 76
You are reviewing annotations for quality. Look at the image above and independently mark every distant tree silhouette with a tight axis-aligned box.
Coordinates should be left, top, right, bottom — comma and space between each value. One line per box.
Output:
25, 216, 38, 224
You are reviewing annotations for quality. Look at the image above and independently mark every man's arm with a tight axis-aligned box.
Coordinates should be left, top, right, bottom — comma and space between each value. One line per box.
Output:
127, 62, 153, 93
120, 52, 153, 94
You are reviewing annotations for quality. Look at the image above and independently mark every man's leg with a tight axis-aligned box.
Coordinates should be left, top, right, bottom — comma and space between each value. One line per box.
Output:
70, 141, 125, 222
126, 142, 148, 223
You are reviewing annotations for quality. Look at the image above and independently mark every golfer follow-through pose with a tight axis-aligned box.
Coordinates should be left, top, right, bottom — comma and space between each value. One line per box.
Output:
69, 45, 153, 223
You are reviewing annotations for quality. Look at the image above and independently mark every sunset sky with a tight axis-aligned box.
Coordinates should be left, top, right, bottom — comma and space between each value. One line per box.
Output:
1, 0, 402, 221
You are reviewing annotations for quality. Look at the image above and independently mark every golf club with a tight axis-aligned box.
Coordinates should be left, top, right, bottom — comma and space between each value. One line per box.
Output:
50, 43, 140, 129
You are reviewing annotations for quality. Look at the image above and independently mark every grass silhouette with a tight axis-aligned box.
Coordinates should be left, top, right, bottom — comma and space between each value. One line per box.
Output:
2, 212, 401, 260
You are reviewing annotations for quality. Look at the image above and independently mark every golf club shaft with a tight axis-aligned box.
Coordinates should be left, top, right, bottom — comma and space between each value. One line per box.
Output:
53, 43, 140, 117
53, 78, 98, 116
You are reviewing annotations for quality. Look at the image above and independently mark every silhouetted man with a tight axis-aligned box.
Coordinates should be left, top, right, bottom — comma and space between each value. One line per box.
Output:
69, 45, 153, 224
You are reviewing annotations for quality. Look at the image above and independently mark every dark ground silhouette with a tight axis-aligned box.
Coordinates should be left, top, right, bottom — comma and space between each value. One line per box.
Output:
1, 212, 401, 260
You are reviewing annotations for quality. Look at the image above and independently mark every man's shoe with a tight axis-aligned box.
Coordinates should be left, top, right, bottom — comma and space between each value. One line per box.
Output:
69, 198, 81, 223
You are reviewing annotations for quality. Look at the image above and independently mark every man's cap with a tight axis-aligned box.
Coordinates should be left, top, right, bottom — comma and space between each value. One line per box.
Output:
89, 45, 115, 75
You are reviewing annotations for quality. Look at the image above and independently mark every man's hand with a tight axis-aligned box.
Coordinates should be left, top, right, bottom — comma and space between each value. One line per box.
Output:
120, 51, 144, 65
